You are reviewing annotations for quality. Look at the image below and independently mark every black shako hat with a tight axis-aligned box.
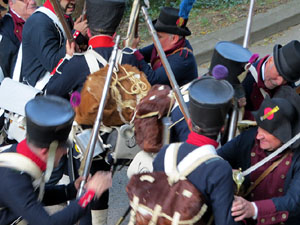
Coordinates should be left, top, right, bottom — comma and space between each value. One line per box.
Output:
273, 40, 300, 82
25, 95, 75, 148
86, 0, 125, 34
209, 41, 252, 85
153, 7, 191, 36
189, 76, 234, 136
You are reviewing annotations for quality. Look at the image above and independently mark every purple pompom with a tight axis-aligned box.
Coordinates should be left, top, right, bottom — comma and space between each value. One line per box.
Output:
249, 53, 259, 64
212, 64, 228, 80
70, 91, 81, 108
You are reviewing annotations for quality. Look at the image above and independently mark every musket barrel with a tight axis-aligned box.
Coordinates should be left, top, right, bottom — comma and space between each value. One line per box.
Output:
50, 0, 74, 43
141, 6, 191, 128
227, 0, 255, 142
77, 35, 120, 198
243, 0, 255, 48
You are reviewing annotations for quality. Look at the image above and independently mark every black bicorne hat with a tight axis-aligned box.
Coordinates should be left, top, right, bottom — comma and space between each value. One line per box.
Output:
153, 7, 191, 36
25, 95, 75, 148
209, 41, 252, 85
253, 96, 297, 145
273, 40, 300, 82
86, 0, 125, 34
188, 76, 234, 136
273, 85, 300, 148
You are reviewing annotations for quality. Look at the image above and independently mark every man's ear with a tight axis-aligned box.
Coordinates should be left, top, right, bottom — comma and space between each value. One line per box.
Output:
39, 148, 49, 162
172, 34, 180, 44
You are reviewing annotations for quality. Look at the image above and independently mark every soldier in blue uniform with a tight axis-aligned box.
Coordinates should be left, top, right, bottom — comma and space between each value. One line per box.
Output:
46, 1, 139, 224
242, 40, 300, 120
0, 0, 36, 78
46, 0, 138, 98
132, 6, 198, 87
218, 86, 300, 225
153, 76, 242, 225
21, 0, 87, 88
0, 95, 112, 225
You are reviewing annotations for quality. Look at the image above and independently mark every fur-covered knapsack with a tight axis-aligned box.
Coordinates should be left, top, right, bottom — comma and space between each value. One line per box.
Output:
126, 143, 220, 225
74, 49, 151, 126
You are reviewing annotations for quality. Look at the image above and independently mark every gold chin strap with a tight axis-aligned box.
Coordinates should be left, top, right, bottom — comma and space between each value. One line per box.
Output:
38, 140, 58, 201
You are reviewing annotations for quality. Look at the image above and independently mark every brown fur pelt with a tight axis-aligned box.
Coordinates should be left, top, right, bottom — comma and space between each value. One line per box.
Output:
134, 84, 173, 153
75, 64, 151, 126
126, 172, 207, 225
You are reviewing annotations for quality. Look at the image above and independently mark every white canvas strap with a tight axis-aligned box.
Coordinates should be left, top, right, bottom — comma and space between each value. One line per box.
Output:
84, 47, 124, 74
84, 48, 108, 73
0, 153, 42, 183
35, 71, 51, 90
164, 143, 219, 179
12, 44, 23, 82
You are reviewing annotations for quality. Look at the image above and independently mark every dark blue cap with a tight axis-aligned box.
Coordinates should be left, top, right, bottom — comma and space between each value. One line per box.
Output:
25, 95, 74, 148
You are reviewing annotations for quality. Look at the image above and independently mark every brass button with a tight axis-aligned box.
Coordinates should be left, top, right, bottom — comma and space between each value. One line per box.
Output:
250, 182, 254, 185
280, 174, 285, 179
271, 217, 276, 221
251, 193, 254, 198
280, 223, 284, 225
282, 213, 287, 219
285, 161, 290, 165
251, 152, 256, 157
261, 218, 265, 223
16, 30, 19, 33
278, 188, 283, 193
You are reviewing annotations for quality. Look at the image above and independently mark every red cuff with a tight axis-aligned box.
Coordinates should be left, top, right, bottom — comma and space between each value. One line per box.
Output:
134, 50, 144, 61
255, 199, 288, 225
73, 30, 80, 39
78, 190, 95, 208
50, 58, 64, 75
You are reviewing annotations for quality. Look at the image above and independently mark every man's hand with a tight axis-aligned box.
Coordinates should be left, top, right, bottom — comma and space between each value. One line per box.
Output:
66, 40, 75, 57
74, 176, 85, 190
74, 16, 88, 36
231, 195, 255, 221
86, 171, 112, 199
237, 97, 247, 108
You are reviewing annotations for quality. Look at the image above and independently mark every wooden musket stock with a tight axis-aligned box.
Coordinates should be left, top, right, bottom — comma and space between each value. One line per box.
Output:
49, 0, 74, 43
141, 6, 191, 130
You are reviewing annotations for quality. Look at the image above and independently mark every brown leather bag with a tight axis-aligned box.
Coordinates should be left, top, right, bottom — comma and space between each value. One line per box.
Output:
75, 64, 151, 126
126, 143, 218, 225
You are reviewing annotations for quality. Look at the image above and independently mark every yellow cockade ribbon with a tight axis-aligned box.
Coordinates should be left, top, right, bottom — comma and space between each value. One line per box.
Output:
260, 106, 279, 121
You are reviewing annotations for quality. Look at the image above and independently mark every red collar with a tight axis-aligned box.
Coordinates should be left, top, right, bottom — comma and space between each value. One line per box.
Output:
88, 35, 115, 48
43, 0, 56, 14
17, 140, 46, 171
186, 131, 219, 148
9, 9, 25, 42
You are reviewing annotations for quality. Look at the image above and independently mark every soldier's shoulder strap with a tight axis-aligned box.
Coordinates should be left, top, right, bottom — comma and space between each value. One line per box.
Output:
164, 143, 220, 182
84, 47, 123, 74
0, 152, 43, 182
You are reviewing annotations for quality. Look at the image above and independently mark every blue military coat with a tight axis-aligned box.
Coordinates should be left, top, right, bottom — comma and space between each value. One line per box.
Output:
153, 132, 241, 225
135, 39, 198, 87
0, 142, 92, 225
